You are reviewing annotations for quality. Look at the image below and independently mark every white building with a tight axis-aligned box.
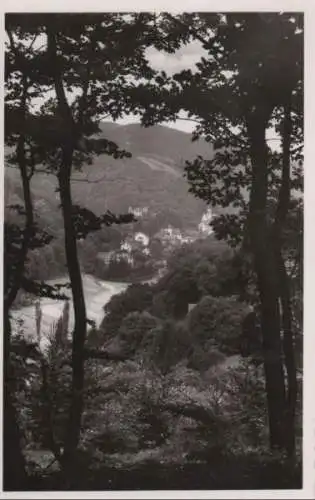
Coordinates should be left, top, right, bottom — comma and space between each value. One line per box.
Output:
198, 208, 213, 235
134, 232, 150, 246
128, 206, 149, 218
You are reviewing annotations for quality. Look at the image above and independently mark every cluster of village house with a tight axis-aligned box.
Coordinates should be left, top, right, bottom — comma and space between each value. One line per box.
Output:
96, 207, 214, 269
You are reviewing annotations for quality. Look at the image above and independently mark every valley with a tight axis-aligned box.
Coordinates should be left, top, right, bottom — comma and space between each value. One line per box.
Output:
11, 274, 129, 349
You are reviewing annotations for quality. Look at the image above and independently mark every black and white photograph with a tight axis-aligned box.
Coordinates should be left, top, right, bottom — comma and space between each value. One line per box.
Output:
3, 7, 308, 495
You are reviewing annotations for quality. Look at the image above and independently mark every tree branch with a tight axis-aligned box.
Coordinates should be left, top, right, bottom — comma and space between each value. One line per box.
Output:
163, 13, 215, 52
27, 33, 39, 53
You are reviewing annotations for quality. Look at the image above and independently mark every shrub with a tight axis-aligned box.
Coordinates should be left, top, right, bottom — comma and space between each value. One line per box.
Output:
187, 295, 250, 355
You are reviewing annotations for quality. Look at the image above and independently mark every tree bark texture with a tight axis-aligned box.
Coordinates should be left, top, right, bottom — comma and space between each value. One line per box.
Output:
246, 109, 287, 450
47, 25, 87, 479
272, 99, 297, 456
3, 66, 32, 489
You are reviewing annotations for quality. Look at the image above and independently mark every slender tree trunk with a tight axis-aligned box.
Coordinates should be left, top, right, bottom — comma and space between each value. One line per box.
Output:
246, 109, 287, 450
277, 256, 297, 456
3, 71, 32, 489
58, 158, 87, 474
4, 73, 34, 311
47, 26, 87, 481
272, 99, 297, 456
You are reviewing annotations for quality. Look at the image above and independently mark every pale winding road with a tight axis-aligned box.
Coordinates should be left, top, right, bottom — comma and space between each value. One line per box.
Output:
11, 274, 129, 349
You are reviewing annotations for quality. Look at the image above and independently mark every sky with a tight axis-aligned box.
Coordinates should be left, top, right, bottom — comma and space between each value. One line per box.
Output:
22, 34, 204, 134
109, 40, 206, 134
107, 41, 280, 146
7, 22, 281, 142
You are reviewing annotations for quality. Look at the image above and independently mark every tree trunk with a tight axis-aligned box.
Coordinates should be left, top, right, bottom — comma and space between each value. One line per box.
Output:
246, 110, 287, 450
47, 26, 87, 481
4, 71, 34, 311
58, 160, 87, 476
277, 256, 297, 456
3, 69, 32, 490
272, 99, 297, 456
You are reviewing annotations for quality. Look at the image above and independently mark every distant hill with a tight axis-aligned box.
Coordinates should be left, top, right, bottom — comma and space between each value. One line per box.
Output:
5, 123, 218, 231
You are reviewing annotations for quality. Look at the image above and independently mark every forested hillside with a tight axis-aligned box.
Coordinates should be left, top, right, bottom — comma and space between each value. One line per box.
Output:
5, 123, 217, 282
5, 123, 212, 223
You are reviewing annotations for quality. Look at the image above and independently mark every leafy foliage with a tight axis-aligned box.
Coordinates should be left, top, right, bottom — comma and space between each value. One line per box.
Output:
187, 295, 249, 355
139, 12, 303, 455
99, 284, 154, 341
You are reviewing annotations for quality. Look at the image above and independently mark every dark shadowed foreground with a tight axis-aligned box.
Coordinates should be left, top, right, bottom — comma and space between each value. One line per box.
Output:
9, 460, 302, 491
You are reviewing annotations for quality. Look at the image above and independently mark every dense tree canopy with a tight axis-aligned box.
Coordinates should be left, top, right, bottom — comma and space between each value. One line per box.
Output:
136, 12, 303, 455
